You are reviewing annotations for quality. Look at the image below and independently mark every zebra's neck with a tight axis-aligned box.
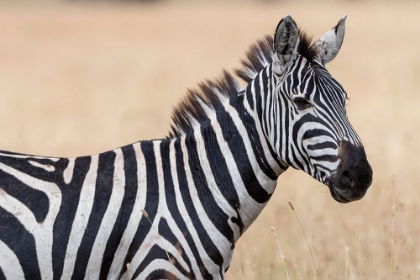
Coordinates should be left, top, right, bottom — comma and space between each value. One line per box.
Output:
162, 89, 285, 233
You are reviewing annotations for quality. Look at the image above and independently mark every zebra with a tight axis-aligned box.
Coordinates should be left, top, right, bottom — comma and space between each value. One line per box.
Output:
0, 14, 372, 280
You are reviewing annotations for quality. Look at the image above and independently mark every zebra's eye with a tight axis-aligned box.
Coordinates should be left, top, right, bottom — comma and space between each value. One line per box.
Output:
293, 97, 311, 110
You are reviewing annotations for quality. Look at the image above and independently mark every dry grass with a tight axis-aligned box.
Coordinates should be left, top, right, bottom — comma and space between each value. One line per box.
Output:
0, 1, 419, 279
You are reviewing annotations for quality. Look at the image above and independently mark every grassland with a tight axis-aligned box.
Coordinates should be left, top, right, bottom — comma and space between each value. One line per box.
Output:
0, 1, 419, 279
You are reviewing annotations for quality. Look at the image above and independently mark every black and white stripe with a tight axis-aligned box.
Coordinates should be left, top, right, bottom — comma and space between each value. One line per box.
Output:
0, 15, 371, 279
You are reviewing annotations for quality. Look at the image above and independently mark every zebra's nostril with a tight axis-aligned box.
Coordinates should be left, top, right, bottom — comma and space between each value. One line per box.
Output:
341, 170, 355, 188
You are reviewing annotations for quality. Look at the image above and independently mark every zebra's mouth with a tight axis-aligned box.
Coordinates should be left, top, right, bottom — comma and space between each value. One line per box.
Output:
325, 177, 349, 203
328, 185, 351, 203
326, 164, 372, 203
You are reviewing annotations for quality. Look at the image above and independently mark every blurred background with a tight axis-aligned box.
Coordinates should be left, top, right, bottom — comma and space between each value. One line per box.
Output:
0, 0, 419, 279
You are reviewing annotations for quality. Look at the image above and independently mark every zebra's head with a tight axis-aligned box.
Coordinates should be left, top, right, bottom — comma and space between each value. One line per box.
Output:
268, 15, 372, 203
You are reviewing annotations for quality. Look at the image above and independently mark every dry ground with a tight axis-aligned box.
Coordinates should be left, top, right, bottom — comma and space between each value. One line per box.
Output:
0, 1, 419, 279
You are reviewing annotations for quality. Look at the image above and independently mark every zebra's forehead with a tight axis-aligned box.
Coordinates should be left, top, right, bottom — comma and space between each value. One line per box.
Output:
285, 56, 346, 99
313, 67, 347, 104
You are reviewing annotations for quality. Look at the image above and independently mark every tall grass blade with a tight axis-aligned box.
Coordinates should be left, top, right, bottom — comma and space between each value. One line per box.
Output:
288, 200, 319, 280
271, 226, 290, 280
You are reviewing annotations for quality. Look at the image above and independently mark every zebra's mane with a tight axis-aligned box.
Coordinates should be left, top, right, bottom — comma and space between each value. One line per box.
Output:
167, 32, 315, 139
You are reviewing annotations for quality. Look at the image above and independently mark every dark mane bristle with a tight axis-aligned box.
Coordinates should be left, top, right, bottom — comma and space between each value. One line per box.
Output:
297, 30, 318, 62
167, 30, 319, 139
235, 35, 274, 84
167, 70, 240, 139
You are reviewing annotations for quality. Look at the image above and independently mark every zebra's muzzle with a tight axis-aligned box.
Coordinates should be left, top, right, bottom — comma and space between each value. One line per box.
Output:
327, 141, 373, 203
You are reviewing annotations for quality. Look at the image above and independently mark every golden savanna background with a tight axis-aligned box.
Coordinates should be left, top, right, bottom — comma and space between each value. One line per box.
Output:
0, 0, 419, 279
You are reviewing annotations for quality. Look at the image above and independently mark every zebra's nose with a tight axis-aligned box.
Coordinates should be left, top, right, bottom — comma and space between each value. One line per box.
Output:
329, 141, 373, 202
339, 158, 372, 200
340, 170, 355, 188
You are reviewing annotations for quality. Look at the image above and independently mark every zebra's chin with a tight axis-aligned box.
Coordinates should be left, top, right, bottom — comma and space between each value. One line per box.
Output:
328, 184, 353, 203
328, 183, 367, 203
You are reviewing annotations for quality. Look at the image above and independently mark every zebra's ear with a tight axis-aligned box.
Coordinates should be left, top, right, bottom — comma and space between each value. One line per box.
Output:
314, 15, 347, 64
274, 15, 300, 68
